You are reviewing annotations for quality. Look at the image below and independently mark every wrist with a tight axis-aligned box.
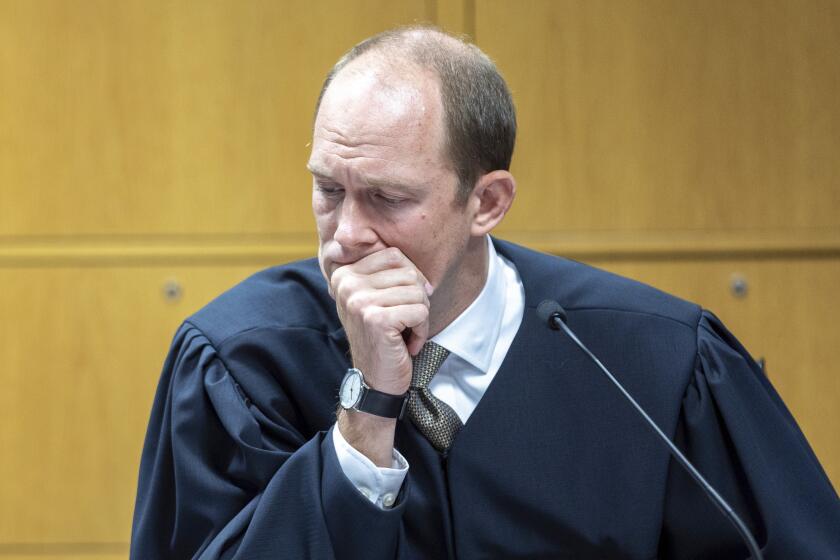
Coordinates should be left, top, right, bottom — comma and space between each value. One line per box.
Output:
337, 408, 397, 468
351, 361, 410, 395
339, 367, 409, 419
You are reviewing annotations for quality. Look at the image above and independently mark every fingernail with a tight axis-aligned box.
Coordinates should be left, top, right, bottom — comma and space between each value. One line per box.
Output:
425, 282, 434, 296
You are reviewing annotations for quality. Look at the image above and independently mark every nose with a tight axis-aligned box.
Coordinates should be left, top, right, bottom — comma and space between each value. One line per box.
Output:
333, 195, 378, 249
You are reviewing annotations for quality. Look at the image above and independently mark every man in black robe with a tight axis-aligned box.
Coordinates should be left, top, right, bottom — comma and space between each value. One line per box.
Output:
131, 26, 840, 559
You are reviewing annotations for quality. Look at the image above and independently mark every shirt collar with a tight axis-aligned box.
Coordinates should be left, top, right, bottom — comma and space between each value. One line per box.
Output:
431, 236, 506, 374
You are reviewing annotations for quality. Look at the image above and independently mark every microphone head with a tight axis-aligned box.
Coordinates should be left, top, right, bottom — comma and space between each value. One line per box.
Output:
537, 299, 567, 329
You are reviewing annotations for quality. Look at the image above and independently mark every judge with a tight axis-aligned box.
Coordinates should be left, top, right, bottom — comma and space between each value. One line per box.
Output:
131, 26, 840, 559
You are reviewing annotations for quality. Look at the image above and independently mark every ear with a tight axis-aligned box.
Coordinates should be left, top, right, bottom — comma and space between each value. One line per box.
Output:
468, 170, 516, 236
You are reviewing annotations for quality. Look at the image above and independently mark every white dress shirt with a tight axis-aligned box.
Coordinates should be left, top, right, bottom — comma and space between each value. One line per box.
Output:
333, 236, 525, 508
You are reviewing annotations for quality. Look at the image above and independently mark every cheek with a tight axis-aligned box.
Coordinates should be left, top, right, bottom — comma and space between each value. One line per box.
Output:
395, 219, 453, 280
312, 207, 336, 240
312, 195, 329, 217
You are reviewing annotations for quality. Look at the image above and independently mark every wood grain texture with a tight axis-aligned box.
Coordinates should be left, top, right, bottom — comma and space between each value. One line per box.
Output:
479, 0, 840, 234
2, 0, 839, 554
0, 541, 125, 558
0, 264, 281, 544
0, 555, 124, 560
0, 0, 431, 237
1, 229, 839, 268
435, 0, 474, 38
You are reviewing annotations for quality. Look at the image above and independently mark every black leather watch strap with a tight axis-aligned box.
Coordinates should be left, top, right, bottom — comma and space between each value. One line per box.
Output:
358, 387, 409, 419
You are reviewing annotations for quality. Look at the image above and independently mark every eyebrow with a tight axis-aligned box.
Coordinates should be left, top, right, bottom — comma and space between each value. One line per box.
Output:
306, 163, 330, 178
363, 176, 423, 195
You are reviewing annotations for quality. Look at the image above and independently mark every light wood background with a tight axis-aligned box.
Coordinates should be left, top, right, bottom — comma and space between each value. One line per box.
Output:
1, 0, 838, 557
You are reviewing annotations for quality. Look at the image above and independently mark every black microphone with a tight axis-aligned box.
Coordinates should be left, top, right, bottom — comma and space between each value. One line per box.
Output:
537, 300, 763, 560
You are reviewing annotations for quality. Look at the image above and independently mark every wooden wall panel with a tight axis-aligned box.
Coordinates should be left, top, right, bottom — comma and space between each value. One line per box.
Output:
0, 264, 269, 545
0, 555, 124, 560
589, 256, 840, 487
0, 0, 432, 236
478, 0, 840, 234
1, 0, 838, 556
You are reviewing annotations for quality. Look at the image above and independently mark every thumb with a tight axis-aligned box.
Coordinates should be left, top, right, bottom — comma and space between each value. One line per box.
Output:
406, 319, 429, 356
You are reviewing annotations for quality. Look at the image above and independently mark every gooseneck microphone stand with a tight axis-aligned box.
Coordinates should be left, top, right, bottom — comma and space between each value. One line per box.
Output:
538, 300, 763, 560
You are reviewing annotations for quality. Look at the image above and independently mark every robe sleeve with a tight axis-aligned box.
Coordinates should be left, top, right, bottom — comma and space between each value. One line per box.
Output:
130, 322, 408, 560
659, 311, 840, 559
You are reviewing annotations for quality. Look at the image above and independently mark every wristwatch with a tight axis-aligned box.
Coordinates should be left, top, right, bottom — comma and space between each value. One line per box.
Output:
339, 368, 409, 419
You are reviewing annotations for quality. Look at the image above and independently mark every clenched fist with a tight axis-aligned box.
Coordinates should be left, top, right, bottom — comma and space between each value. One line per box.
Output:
331, 247, 433, 396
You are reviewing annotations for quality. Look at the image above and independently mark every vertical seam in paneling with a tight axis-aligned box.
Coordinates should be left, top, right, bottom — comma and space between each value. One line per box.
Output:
464, 0, 476, 40
426, 0, 437, 25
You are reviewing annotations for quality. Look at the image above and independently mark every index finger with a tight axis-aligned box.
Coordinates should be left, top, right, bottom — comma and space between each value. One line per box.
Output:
339, 248, 433, 294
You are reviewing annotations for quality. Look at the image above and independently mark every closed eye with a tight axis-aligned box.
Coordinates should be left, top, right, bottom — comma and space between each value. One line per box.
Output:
315, 183, 343, 197
374, 192, 405, 206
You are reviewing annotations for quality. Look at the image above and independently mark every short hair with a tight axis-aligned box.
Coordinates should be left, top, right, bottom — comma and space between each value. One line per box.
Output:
314, 26, 517, 204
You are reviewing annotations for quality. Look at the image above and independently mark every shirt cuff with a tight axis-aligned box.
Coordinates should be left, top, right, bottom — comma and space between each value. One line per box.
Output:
332, 421, 409, 509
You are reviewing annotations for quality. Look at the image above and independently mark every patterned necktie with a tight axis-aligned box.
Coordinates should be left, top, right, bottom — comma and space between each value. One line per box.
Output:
406, 341, 463, 452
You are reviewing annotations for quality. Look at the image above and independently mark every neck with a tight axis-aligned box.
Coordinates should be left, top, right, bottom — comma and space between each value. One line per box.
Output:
427, 236, 489, 337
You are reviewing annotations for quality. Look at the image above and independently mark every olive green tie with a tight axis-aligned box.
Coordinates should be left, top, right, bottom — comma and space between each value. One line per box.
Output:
406, 341, 462, 452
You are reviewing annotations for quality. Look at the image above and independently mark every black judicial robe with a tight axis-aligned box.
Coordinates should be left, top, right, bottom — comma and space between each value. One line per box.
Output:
131, 239, 840, 559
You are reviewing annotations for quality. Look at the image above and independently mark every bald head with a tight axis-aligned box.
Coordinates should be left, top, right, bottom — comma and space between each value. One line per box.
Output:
315, 26, 517, 203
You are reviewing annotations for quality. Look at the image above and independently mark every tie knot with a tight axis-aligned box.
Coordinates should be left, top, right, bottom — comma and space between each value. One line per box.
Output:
411, 341, 450, 388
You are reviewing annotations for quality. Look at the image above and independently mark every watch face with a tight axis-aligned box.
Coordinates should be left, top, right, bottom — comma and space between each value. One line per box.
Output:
339, 369, 363, 409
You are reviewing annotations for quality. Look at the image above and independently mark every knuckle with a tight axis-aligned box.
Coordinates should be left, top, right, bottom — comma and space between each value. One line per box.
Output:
331, 267, 346, 284
361, 307, 382, 329
345, 293, 364, 314
408, 303, 428, 322
334, 280, 350, 303
410, 285, 425, 301
335, 275, 362, 302
331, 270, 346, 290
385, 247, 402, 263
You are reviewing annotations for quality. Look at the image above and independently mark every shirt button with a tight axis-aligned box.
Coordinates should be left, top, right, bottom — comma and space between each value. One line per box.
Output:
382, 493, 396, 507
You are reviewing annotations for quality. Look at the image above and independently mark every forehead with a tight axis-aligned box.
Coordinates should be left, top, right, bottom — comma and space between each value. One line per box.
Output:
310, 59, 449, 181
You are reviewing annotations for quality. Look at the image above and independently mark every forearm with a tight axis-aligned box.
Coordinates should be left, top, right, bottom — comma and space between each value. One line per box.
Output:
332, 420, 408, 509
336, 407, 398, 468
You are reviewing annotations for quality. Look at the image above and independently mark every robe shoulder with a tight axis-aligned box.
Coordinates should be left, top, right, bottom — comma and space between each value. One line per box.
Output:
659, 310, 840, 558
186, 257, 341, 347
131, 264, 403, 559
493, 238, 702, 329
160, 257, 350, 448
497, 241, 840, 556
